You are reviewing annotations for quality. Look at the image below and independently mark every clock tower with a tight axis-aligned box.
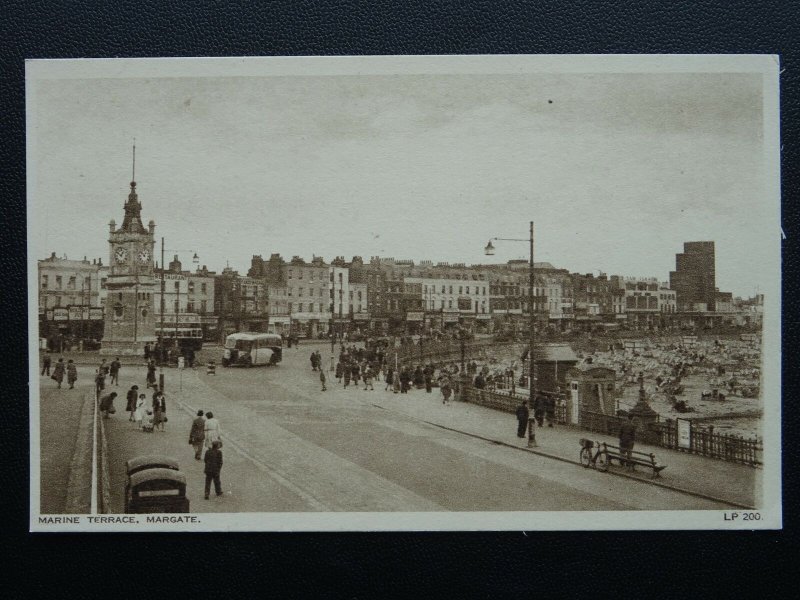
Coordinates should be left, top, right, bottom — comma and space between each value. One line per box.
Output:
100, 154, 157, 356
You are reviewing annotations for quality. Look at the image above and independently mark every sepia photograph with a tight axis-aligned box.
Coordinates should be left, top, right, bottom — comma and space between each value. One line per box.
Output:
27, 55, 781, 531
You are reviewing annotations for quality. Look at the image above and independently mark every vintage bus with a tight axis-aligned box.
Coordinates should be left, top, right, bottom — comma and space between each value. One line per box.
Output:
222, 332, 283, 367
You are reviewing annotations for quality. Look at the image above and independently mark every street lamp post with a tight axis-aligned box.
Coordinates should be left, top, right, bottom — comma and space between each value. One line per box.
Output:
485, 220, 537, 448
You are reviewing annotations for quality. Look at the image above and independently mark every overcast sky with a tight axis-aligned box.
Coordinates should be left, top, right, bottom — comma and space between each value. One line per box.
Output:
30, 67, 771, 297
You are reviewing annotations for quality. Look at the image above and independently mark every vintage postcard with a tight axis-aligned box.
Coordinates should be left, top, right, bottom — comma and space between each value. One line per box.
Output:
27, 55, 781, 531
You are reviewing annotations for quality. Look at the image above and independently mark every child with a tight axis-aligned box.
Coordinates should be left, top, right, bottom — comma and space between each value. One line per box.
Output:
134, 393, 146, 428
141, 409, 155, 433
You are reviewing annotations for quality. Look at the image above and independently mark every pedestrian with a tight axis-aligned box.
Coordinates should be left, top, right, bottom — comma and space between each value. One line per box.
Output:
99, 392, 118, 419
66, 359, 78, 389
204, 412, 221, 448
144, 342, 151, 361
534, 394, 546, 427
384, 367, 394, 391
618, 413, 637, 471
51, 358, 65, 389
335, 361, 343, 384
94, 369, 106, 394
441, 376, 452, 405
351, 364, 360, 388
320, 369, 327, 391
203, 440, 224, 499
363, 367, 373, 391
186, 347, 195, 368
189, 410, 206, 460
146, 360, 157, 389
343, 365, 351, 388
41, 351, 52, 376
544, 394, 556, 427
393, 370, 401, 394
152, 389, 167, 431
134, 393, 146, 428
110, 357, 121, 386
99, 358, 109, 377
516, 400, 530, 439
310, 352, 317, 371
126, 385, 139, 421
424, 365, 433, 393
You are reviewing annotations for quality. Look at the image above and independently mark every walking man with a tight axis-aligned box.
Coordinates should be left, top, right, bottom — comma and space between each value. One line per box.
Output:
41, 351, 52, 376
203, 440, 224, 499
66, 359, 78, 389
320, 368, 327, 392
189, 410, 206, 460
515, 400, 530, 439
51, 358, 65, 389
109, 357, 121, 386
618, 413, 637, 471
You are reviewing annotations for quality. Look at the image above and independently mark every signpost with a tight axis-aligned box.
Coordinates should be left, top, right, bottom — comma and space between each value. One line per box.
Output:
677, 418, 692, 450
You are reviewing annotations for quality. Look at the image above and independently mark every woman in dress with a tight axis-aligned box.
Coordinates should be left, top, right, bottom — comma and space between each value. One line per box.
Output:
204, 412, 221, 448
152, 389, 167, 431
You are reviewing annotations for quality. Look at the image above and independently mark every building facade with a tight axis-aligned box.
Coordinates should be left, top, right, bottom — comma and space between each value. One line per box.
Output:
38, 253, 109, 348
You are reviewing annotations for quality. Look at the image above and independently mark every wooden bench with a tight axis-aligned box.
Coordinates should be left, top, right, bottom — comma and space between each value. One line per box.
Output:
600, 442, 666, 479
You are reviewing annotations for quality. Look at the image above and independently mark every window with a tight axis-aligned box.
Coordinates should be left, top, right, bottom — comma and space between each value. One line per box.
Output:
174, 281, 180, 292
101, 278, 107, 289
441, 286, 445, 293
288, 270, 293, 279
288, 302, 293, 313
449, 286, 453, 294
55, 296, 61, 307
358, 291, 362, 301
459, 286, 462, 294
298, 303, 303, 312
174, 300, 180, 313
68, 276, 76, 290
187, 301, 195, 312
41, 275, 48, 290
188, 281, 195, 293
466, 286, 470, 295
201, 283, 207, 294
56, 276, 62, 290
448, 300, 453, 308
200, 300, 207, 313
299, 288, 304, 297
298, 270, 303, 279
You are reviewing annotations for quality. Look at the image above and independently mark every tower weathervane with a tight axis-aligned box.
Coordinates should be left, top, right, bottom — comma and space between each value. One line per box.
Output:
132, 138, 136, 183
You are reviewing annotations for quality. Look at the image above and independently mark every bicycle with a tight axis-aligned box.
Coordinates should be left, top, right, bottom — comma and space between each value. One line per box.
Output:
579, 438, 609, 472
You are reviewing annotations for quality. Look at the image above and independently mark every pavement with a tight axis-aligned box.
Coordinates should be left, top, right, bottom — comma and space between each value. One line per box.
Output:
38, 342, 759, 513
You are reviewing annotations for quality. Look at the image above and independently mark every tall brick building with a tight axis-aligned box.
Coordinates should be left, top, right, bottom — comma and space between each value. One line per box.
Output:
669, 241, 716, 312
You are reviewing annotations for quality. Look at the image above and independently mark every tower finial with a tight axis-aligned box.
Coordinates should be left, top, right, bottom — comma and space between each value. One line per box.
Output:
132, 138, 136, 183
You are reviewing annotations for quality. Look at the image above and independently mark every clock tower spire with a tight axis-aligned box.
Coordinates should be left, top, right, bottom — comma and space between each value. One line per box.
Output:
100, 145, 157, 356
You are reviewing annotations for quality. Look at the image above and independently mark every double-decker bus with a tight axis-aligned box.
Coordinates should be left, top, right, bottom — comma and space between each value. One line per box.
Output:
222, 332, 283, 367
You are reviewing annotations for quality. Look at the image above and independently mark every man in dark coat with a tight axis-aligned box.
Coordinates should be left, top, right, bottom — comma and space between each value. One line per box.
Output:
109, 357, 121, 386
544, 394, 556, 427
533, 394, 546, 427
189, 409, 206, 460
204, 440, 224, 499
516, 400, 530, 439
618, 413, 637, 470
41, 351, 52, 376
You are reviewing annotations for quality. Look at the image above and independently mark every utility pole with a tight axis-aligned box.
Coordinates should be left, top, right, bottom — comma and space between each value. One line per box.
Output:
159, 237, 165, 366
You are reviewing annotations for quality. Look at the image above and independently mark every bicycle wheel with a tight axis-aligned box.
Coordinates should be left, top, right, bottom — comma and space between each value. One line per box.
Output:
579, 447, 592, 468
596, 450, 610, 472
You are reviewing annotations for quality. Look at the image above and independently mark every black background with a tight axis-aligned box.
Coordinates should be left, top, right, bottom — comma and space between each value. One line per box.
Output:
3, 1, 797, 596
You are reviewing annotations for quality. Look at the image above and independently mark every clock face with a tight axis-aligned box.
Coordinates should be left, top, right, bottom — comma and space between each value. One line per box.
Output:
115, 248, 128, 263
138, 249, 151, 264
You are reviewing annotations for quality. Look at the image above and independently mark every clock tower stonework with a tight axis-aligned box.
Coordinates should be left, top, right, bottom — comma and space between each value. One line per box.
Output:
100, 178, 157, 356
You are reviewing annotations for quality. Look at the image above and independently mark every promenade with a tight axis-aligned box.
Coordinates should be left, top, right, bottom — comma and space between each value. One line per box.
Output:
38, 343, 758, 513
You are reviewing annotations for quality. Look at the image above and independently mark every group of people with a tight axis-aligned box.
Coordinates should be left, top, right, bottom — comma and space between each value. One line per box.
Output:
514, 394, 558, 438
188, 410, 224, 499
